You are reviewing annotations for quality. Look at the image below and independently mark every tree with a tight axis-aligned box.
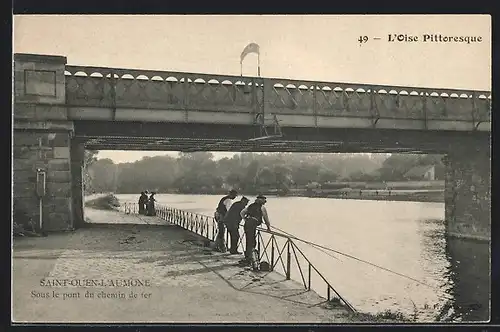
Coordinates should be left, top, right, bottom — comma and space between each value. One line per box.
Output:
317, 167, 339, 183
83, 150, 99, 194
292, 162, 321, 186
347, 170, 378, 182
174, 152, 219, 193
226, 172, 243, 190
255, 167, 275, 189
242, 160, 260, 192
273, 164, 293, 195
84, 150, 99, 167
88, 158, 117, 192
89, 151, 439, 195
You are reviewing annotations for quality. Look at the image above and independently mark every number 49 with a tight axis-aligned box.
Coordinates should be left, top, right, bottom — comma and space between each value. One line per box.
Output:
358, 36, 368, 44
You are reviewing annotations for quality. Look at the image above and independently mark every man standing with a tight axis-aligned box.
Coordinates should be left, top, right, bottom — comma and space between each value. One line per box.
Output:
223, 196, 249, 254
239, 195, 271, 266
214, 189, 238, 252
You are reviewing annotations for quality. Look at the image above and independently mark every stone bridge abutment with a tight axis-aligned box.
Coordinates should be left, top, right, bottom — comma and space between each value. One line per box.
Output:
445, 146, 491, 241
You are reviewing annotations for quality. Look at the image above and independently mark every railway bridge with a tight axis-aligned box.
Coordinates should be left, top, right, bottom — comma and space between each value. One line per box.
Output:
13, 53, 491, 241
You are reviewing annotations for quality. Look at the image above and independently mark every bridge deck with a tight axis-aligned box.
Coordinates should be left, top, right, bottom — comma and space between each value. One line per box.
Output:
74, 121, 489, 154
13, 54, 492, 153
59, 65, 491, 132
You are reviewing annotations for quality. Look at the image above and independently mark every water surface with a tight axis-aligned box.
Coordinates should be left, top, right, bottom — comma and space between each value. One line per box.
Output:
115, 193, 489, 322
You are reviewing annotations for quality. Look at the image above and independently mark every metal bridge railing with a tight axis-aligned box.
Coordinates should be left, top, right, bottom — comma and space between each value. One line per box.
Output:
122, 202, 357, 312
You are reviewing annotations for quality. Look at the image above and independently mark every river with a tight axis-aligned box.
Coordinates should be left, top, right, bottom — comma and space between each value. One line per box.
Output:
115, 193, 489, 322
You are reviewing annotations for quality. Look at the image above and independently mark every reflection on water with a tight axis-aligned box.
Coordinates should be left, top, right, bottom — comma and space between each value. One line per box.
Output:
442, 237, 490, 322
115, 193, 490, 322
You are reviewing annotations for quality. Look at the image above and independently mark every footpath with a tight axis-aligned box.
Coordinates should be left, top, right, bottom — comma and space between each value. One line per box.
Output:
12, 207, 358, 323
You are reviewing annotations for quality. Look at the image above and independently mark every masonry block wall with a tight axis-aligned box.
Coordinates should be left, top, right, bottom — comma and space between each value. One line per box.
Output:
444, 146, 491, 241
13, 131, 74, 231
14, 54, 66, 105
13, 54, 76, 231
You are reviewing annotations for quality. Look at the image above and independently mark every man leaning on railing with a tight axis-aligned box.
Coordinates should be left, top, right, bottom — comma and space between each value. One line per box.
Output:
223, 196, 250, 255
238, 195, 271, 267
214, 189, 238, 252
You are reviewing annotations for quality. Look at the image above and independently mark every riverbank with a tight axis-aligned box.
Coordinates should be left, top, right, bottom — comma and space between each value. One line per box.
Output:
299, 190, 444, 203
13, 207, 402, 323
104, 190, 444, 203
84, 193, 121, 210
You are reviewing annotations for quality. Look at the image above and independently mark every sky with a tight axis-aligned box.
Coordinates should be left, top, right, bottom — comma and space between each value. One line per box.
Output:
13, 15, 491, 163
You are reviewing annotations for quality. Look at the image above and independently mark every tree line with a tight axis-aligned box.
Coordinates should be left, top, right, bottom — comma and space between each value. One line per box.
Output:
83, 151, 444, 195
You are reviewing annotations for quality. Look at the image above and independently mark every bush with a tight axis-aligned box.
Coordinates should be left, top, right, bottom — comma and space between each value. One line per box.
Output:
349, 309, 412, 323
374, 309, 409, 321
85, 194, 121, 210
13, 201, 43, 237
13, 221, 25, 236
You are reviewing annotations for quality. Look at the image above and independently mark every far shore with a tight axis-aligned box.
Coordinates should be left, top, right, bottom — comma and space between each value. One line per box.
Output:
86, 190, 444, 204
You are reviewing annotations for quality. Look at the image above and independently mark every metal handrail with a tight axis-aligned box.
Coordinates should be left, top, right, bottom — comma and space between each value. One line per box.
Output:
63, 65, 491, 131
122, 201, 357, 312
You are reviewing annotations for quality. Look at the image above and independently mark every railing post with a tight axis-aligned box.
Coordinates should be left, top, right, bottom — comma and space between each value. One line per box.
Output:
286, 240, 291, 280
370, 86, 380, 128
370, 87, 374, 124
252, 78, 257, 116
257, 232, 261, 259
343, 88, 350, 113
313, 85, 318, 127
308, 263, 311, 290
110, 70, 117, 120
183, 75, 190, 122
327, 286, 331, 301
270, 236, 275, 270
421, 91, 428, 130
471, 91, 477, 130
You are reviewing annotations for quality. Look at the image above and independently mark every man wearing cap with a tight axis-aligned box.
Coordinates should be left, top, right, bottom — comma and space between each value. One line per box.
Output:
223, 196, 250, 254
214, 189, 238, 252
239, 195, 271, 265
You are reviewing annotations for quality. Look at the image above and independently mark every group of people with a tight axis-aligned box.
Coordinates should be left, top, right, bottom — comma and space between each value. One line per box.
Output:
214, 189, 271, 267
137, 188, 271, 267
138, 191, 156, 216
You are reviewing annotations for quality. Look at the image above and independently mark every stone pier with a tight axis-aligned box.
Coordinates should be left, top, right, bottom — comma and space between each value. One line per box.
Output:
13, 127, 75, 231
13, 53, 75, 231
444, 146, 491, 241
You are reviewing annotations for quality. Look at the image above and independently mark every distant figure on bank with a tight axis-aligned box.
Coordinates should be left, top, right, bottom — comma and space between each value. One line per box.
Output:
146, 192, 156, 216
214, 189, 238, 252
239, 195, 271, 266
138, 192, 148, 215
223, 196, 249, 255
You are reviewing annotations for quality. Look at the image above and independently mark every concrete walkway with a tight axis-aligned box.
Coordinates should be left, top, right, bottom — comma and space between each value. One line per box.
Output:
13, 208, 356, 323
